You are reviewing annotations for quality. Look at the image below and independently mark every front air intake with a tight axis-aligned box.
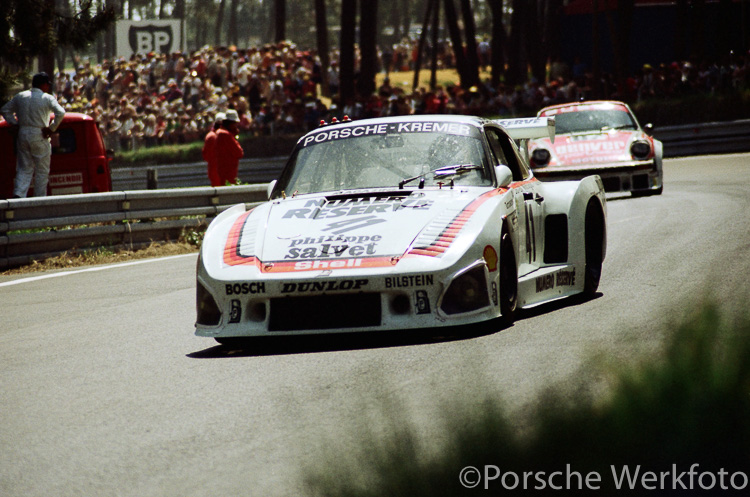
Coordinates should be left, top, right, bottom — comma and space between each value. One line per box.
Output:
269, 293, 381, 331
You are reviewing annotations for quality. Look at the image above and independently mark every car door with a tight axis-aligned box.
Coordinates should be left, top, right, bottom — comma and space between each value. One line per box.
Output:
485, 126, 544, 277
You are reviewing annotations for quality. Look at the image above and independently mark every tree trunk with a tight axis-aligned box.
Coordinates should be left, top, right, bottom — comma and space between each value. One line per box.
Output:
674, 0, 688, 60
215, 0, 226, 46
691, 0, 706, 60
413, 0, 436, 90
314, 0, 331, 97
459, 0, 480, 87
488, 0, 506, 86
340, 0, 357, 104
527, 0, 545, 83
506, 0, 525, 86
604, 0, 634, 94
39, 0, 56, 78
443, 0, 468, 86
430, 0, 440, 89
592, 0, 601, 97
229, 0, 240, 46
275, 0, 286, 42
358, 0, 379, 97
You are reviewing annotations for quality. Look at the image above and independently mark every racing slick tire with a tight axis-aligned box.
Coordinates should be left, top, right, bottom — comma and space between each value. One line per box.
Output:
583, 199, 605, 297
499, 230, 518, 324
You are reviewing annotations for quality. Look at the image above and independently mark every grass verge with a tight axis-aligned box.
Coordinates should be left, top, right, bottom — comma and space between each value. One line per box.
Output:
0, 241, 199, 276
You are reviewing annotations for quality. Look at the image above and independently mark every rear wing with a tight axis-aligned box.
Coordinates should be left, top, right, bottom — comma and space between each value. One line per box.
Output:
495, 117, 555, 163
495, 117, 555, 143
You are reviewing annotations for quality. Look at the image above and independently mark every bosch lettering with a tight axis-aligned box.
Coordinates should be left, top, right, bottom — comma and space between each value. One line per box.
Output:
226, 282, 266, 295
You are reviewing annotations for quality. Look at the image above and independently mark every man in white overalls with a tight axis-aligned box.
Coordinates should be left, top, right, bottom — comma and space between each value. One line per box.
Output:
1, 72, 66, 198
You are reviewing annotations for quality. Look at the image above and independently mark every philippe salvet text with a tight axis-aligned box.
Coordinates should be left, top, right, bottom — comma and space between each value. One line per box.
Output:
459, 464, 748, 491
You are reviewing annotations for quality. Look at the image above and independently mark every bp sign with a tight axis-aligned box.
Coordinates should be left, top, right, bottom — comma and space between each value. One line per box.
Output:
116, 20, 183, 57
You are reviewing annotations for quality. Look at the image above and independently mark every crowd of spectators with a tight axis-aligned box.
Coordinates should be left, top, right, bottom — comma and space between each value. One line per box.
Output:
51, 38, 750, 152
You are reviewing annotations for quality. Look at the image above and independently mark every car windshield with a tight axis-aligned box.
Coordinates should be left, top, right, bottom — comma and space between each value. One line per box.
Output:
553, 109, 637, 134
275, 122, 492, 195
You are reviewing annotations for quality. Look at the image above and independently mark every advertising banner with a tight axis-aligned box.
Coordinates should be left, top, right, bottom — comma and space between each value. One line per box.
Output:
115, 20, 183, 58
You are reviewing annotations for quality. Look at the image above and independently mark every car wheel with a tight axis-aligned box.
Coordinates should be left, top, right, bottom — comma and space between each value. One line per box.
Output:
584, 200, 605, 296
215, 337, 244, 346
499, 231, 518, 323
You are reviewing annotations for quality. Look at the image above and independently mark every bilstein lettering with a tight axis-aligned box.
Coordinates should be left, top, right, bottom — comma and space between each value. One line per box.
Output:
385, 275, 434, 288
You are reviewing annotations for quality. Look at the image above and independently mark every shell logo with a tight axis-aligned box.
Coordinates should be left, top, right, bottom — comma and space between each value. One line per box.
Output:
483, 245, 498, 272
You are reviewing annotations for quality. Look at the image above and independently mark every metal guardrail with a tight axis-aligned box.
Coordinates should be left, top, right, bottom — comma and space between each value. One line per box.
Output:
0, 185, 268, 269
112, 156, 288, 190
654, 119, 750, 157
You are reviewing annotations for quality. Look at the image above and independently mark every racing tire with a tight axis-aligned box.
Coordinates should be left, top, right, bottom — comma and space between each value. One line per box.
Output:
583, 200, 605, 297
499, 231, 518, 324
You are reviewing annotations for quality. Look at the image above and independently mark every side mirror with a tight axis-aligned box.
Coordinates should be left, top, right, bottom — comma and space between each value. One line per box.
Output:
267, 180, 277, 199
643, 123, 654, 136
495, 165, 513, 188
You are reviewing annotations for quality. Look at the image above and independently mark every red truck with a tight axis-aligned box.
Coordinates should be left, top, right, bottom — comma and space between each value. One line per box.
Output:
1, 112, 112, 198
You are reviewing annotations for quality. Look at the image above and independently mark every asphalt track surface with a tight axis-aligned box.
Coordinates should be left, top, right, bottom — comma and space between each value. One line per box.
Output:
2, 153, 749, 496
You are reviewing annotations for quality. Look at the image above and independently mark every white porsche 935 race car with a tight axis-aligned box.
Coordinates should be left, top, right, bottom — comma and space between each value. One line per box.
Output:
196, 115, 606, 343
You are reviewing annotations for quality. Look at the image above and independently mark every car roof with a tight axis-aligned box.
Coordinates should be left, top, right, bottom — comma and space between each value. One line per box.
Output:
0, 111, 94, 128
538, 100, 631, 115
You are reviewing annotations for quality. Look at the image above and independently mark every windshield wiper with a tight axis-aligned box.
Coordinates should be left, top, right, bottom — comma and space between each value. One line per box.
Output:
601, 124, 635, 132
433, 164, 482, 177
399, 164, 482, 189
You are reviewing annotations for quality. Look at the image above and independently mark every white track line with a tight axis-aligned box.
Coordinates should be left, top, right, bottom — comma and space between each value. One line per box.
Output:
0, 253, 197, 288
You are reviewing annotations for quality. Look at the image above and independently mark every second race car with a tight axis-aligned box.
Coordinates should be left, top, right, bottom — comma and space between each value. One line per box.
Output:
528, 100, 663, 196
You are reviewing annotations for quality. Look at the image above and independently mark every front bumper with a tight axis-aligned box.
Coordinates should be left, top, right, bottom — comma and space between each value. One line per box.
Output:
195, 262, 499, 338
534, 160, 662, 193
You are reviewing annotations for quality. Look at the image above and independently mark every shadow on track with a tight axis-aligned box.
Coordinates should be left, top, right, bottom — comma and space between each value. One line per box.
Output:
518, 291, 604, 320
187, 291, 601, 358
187, 318, 511, 359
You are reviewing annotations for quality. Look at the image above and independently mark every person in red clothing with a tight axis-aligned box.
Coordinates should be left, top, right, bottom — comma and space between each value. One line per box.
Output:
215, 109, 244, 185
202, 112, 224, 186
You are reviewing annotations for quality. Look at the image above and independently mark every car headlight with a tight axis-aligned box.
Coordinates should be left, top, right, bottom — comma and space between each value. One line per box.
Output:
630, 140, 651, 159
440, 265, 490, 315
531, 148, 551, 167
196, 282, 222, 326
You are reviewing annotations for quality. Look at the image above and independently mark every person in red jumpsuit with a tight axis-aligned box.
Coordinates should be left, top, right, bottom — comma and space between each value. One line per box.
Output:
215, 109, 244, 186
202, 112, 224, 186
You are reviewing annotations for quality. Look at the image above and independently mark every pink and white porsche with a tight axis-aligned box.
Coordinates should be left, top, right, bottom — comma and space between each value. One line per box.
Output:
195, 115, 607, 344
528, 101, 663, 196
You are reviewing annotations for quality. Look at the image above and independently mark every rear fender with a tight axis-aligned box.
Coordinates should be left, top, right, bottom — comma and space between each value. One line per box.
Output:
537, 176, 607, 267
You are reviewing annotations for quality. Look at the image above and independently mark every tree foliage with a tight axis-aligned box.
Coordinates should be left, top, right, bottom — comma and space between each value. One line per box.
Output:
0, 0, 113, 103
